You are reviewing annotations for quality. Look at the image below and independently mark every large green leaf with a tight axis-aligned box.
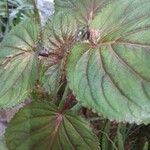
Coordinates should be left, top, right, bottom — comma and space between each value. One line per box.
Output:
41, 12, 77, 95
0, 19, 40, 108
67, 0, 150, 124
5, 100, 99, 150
54, 0, 115, 25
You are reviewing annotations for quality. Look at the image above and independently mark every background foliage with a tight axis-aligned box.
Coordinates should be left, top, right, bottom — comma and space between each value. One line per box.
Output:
0, 0, 150, 149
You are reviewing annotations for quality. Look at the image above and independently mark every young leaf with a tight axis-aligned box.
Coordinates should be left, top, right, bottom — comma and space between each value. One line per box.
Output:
66, 0, 150, 124
42, 64, 61, 96
0, 19, 40, 108
5, 100, 100, 150
43, 11, 77, 52
41, 12, 77, 95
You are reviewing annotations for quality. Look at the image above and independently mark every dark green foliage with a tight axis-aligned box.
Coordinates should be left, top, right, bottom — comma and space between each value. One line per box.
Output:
0, 0, 149, 149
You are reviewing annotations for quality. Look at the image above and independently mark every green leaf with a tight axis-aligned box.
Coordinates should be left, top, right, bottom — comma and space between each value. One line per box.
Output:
42, 64, 61, 95
91, 0, 150, 42
41, 12, 77, 95
43, 11, 77, 51
5, 100, 99, 150
67, 42, 150, 124
67, 0, 150, 124
54, 0, 115, 25
0, 19, 40, 108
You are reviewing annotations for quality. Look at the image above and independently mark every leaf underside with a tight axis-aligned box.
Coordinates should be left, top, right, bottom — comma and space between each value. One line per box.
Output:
5, 100, 99, 150
0, 20, 39, 108
67, 0, 150, 124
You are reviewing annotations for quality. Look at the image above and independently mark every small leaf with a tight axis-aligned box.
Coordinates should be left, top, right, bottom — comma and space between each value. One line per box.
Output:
43, 11, 77, 53
5, 100, 99, 150
0, 19, 40, 108
41, 12, 77, 95
42, 64, 61, 95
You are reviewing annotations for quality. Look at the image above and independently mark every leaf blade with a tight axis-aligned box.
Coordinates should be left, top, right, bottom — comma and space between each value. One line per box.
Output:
0, 19, 40, 108
5, 100, 99, 150
67, 0, 150, 124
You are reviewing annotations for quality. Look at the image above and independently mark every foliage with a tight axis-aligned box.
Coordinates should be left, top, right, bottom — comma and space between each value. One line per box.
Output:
0, 19, 39, 108
0, 0, 150, 149
0, 0, 36, 41
66, 0, 150, 124
5, 100, 99, 150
